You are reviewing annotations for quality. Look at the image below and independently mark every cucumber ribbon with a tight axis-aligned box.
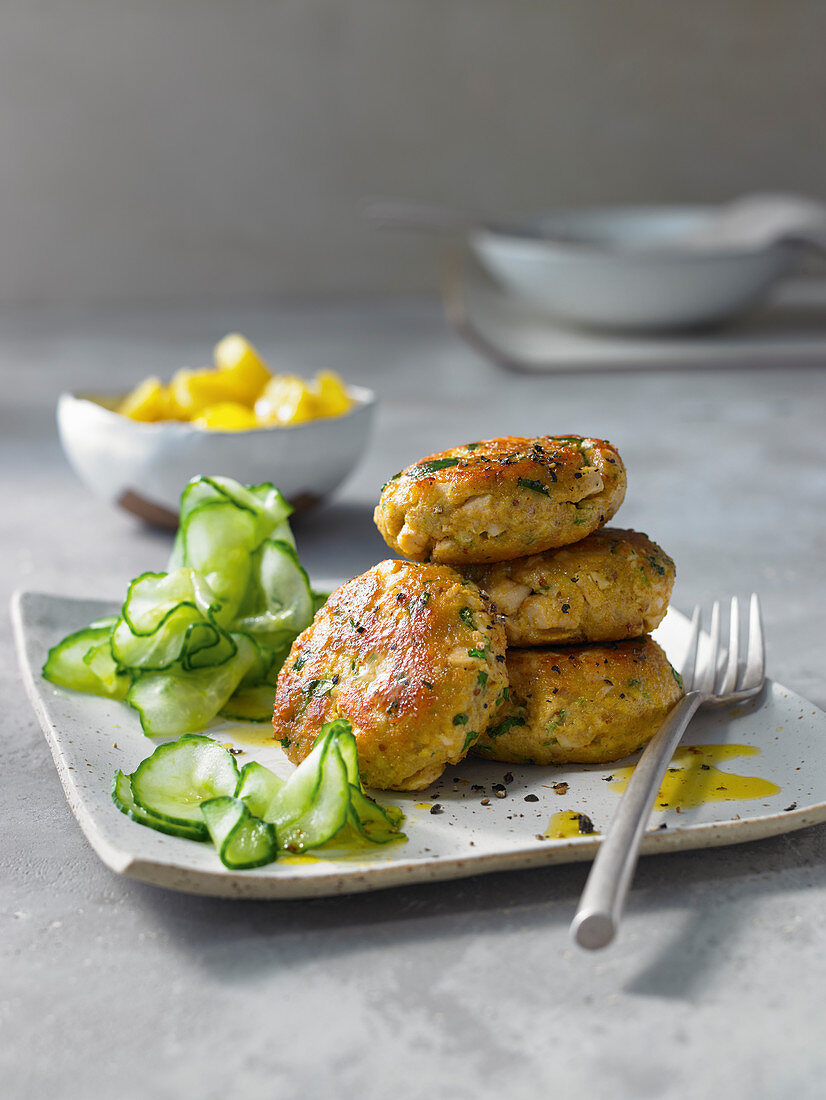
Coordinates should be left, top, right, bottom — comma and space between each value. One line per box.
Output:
43, 476, 317, 737
113, 722, 405, 868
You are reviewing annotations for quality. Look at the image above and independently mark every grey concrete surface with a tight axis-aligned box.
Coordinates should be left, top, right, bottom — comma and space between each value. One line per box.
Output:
3, 1, 826, 306
2, 300, 825, 1098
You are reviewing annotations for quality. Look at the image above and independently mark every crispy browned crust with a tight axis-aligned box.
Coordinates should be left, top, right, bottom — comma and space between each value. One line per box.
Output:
474, 637, 684, 766
463, 528, 675, 646
272, 559, 508, 790
374, 435, 626, 564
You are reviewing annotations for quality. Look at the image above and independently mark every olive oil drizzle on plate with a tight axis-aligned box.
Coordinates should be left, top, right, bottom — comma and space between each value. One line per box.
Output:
609, 744, 781, 811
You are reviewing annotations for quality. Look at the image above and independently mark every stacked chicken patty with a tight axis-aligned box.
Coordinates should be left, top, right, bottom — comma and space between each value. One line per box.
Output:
274, 436, 684, 790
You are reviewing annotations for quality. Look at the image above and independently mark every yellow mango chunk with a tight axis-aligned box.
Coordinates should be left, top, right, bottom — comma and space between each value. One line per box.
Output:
254, 376, 318, 425
311, 370, 354, 417
116, 334, 354, 431
169, 367, 238, 418
118, 377, 173, 422
213, 334, 271, 404
192, 402, 260, 431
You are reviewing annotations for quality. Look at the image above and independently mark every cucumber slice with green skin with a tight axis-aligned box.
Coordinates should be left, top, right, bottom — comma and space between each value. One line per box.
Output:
180, 477, 292, 528
266, 734, 351, 851
171, 481, 294, 624
113, 613, 236, 673
176, 501, 259, 624
127, 633, 258, 737
113, 568, 232, 671
177, 621, 237, 672
259, 540, 313, 630
235, 635, 283, 689
266, 518, 297, 551
265, 725, 332, 817
347, 787, 406, 844
269, 721, 405, 847
219, 683, 275, 723
83, 640, 131, 700
169, 477, 292, 570
245, 482, 294, 527
234, 614, 302, 660
130, 735, 240, 829
379, 804, 404, 829
112, 769, 208, 841
311, 590, 330, 616
323, 723, 362, 790
175, 477, 260, 534
263, 642, 292, 686
119, 569, 221, 635
235, 760, 285, 818
43, 625, 127, 698
240, 637, 293, 689
178, 475, 259, 519
201, 797, 279, 869
234, 539, 313, 643
88, 615, 119, 630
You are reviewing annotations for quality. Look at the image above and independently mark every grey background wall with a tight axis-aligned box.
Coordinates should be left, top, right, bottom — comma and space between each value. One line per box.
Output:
3, 0, 825, 307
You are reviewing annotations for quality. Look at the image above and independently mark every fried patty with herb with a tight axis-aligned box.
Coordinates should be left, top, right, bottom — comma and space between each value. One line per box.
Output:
462, 528, 675, 647
273, 559, 508, 790
374, 435, 626, 565
474, 637, 683, 766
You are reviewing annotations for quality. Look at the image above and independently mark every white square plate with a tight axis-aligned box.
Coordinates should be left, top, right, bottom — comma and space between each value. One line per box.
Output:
13, 591, 826, 898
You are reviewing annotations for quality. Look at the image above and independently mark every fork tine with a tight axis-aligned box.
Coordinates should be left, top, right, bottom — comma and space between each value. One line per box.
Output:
681, 606, 701, 692
697, 600, 721, 694
742, 593, 765, 691
719, 596, 740, 696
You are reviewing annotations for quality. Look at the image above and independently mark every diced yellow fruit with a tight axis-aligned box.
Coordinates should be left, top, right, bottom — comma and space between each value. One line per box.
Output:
169, 367, 239, 418
254, 375, 318, 425
118, 377, 171, 422
213, 333, 271, 404
311, 370, 354, 417
192, 402, 260, 431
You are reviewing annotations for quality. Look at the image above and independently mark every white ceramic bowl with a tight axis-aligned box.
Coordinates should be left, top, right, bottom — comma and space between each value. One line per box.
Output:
471, 205, 796, 331
57, 386, 376, 527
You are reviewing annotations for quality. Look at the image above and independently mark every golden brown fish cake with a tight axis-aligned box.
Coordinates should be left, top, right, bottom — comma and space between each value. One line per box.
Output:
463, 529, 675, 647
272, 559, 508, 790
374, 435, 626, 565
474, 637, 683, 766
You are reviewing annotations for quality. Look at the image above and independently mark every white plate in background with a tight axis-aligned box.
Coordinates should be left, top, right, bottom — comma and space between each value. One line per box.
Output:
470, 205, 795, 331
442, 250, 826, 374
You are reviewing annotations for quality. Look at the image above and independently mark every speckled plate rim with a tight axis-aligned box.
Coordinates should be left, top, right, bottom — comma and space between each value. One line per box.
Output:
12, 590, 826, 899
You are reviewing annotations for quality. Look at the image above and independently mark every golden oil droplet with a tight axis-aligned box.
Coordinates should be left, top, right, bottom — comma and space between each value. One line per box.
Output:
544, 810, 599, 839
220, 723, 278, 749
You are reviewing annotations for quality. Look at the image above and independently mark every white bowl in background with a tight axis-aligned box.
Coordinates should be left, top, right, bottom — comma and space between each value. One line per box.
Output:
57, 386, 376, 527
471, 205, 797, 331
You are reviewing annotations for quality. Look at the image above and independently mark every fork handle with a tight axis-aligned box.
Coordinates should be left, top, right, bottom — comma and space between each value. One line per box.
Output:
570, 691, 704, 950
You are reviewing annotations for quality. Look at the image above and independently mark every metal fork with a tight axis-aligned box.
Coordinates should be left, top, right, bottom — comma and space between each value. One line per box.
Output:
570, 594, 766, 950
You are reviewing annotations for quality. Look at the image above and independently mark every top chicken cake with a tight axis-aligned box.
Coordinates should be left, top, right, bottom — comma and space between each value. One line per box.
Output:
374, 436, 626, 565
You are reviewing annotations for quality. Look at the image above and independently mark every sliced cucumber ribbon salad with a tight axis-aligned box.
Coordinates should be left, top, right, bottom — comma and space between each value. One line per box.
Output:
43, 476, 323, 737
113, 721, 405, 867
